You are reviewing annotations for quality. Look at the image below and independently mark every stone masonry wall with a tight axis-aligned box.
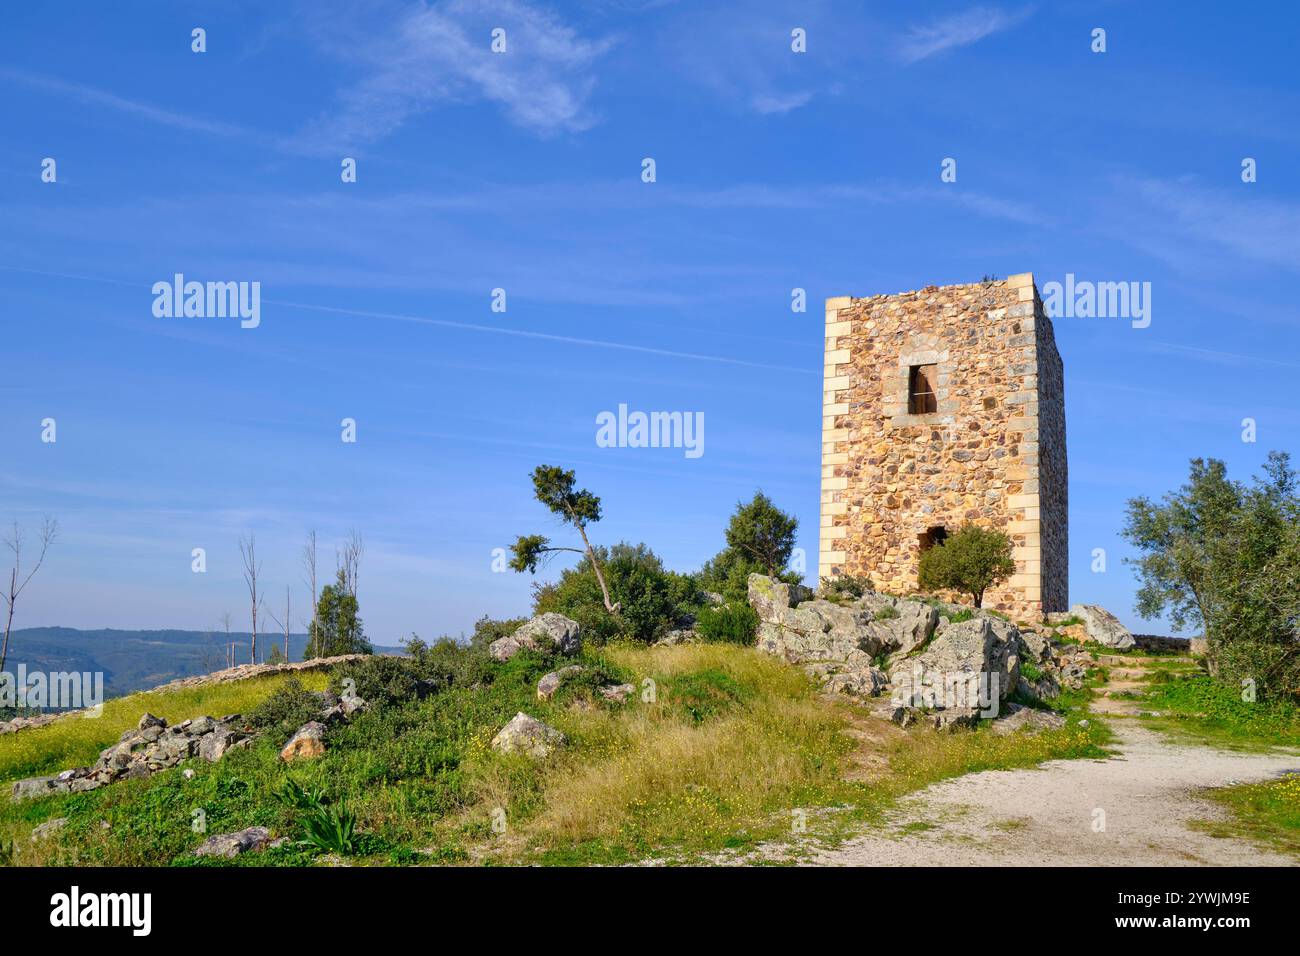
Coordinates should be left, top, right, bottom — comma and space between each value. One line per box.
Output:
1034, 295, 1069, 613
819, 273, 1067, 621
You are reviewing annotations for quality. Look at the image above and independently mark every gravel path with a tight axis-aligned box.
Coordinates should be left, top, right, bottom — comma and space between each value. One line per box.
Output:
800, 652, 1300, 866
806, 721, 1300, 866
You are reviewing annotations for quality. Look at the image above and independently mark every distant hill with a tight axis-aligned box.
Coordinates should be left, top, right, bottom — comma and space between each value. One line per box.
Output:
2, 627, 404, 698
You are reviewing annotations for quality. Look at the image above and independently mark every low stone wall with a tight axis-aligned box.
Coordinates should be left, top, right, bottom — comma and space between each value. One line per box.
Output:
1132, 634, 1197, 654
0, 654, 371, 738
145, 654, 372, 693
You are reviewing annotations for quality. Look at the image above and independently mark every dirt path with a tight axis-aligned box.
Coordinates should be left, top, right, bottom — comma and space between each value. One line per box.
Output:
802, 654, 1300, 867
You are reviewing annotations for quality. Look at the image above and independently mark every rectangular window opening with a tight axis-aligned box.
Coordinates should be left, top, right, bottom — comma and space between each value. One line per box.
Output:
908, 364, 938, 414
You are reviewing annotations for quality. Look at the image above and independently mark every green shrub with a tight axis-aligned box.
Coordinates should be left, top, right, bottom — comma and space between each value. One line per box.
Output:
698, 492, 801, 603
275, 777, 358, 855
246, 679, 323, 740
534, 542, 701, 644
410, 636, 495, 689
547, 662, 633, 705
330, 655, 428, 707
694, 602, 760, 645
873, 605, 899, 621
467, 616, 527, 652
331, 635, 498, 705
917, 525, 1015, 608
274, 777, 327, 811
821, 575, 872, 600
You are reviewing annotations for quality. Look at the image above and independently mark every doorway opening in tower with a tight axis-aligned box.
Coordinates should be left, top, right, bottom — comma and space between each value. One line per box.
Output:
918, 526, 948, 553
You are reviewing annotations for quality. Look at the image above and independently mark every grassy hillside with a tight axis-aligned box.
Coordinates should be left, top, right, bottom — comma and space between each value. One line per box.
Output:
1, 642, 1108, 867
0, 672, 330, 783
2, 627, 402, 698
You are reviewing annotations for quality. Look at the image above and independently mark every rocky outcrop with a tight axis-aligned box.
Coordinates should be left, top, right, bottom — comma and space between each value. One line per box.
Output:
890, 616, 1021, 726
490, 613, 582, 661
536, 666, 634, 705
747, 575, 814, 623
280, 721, 327, 761
537, 665, 584, 700
193, 826, 274, 858
747, 574, 1090, 730
654, 629, 697, 646
490, 712, 565, 758
12, 690, 370, 802
12, 776, 60, 802
1068, 604, 1136, 649
748, 574, 914, 703
30, 817, 68, 841
0, 654, 374, 739
599, 683, 635, 703
991, 703, 1067, 735
12, 712, 255, 802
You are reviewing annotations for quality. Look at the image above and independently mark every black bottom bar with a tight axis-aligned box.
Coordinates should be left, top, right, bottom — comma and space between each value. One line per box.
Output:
0, 865, 1287, 943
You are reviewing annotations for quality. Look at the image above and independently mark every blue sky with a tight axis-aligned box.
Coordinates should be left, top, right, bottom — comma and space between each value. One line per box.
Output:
3, 1, 1299, 642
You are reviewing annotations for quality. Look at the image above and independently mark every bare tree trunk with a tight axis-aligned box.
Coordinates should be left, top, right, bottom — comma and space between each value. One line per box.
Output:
220, 612, 232, 670
0, 518, 58, 676
1, 568, 16, 679
267, 587, 292, 662
338, 530, 363, 599
239, 535, 262, 665
303, 531, 318, 658
572, 521, 619, 613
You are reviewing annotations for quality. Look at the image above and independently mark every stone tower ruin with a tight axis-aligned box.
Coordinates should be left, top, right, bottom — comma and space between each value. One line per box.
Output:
818, 273, 1067, 621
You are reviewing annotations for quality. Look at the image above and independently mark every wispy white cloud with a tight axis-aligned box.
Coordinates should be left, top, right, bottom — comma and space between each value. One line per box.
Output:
296, 0, 615, 148
268, 297, 816, 374
659, 5, 858, 118
0, 68, 251, 138
1128, 177, 1300, 272
751, 90, 814, 115
897, 6, 1032, 64
1139, 341, 1300, 372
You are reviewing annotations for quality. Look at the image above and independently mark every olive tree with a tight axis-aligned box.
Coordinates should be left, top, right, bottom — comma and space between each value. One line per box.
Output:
917, 524, 1015, 608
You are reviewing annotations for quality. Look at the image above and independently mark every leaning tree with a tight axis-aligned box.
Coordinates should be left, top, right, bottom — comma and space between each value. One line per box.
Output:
509, 465, 619, 613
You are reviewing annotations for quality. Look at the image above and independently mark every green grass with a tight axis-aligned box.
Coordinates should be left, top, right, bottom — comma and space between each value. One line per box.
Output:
2, 643, 1119, 867
1192, 774, 1300, 859
878, 692, 1111, 800
0, 672, 330, 784
5, 645, 855, 866
1139, 675, 1300, 751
